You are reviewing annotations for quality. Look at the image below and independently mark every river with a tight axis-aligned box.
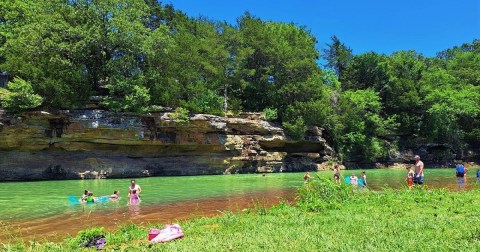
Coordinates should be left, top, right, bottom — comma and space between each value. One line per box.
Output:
0, 168, 477, 243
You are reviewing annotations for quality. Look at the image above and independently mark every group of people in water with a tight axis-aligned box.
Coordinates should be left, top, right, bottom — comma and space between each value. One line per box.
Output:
80, 189, 119, 203
303, 155, 480, 189
80, 179, 142, 205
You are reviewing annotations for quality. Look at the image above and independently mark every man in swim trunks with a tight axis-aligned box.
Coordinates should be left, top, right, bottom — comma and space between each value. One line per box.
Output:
414, 155, 424, 185
128, 179, 142, 197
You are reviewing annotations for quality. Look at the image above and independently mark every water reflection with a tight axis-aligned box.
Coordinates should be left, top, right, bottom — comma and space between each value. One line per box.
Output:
128, 204, 141, 217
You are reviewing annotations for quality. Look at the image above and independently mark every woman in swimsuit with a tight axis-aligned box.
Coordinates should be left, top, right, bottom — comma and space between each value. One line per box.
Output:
130, 189, 140, 205
128, 180, 142, 197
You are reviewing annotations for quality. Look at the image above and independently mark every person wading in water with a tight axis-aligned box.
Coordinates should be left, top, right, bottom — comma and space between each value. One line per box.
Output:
414, 155, 424, 185
128, 179, 142, 199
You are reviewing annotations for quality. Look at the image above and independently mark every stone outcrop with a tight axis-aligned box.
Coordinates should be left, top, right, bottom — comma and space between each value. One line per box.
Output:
0, 110, 334, 181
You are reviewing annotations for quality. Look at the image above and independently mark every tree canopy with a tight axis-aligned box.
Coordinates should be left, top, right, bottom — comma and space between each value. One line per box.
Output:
1, 0, 478, 162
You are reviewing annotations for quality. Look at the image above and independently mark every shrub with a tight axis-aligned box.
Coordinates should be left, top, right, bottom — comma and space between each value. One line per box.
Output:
67, 227, 105, 247
181, 89, 223, 115
283, 117, 307, 140
263, 107, 278, 121
228, 98, 243, 115
171, 107, 190, 123
0, 87, 10, 100
296, 176, 355, 212
103, 77, 151, 113
1, 77, 42, 113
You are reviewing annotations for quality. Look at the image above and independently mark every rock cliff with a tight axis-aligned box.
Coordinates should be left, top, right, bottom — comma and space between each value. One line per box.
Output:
0, 110, 334, 181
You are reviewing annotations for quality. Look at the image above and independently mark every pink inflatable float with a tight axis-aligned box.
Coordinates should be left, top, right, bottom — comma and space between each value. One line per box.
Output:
149, 224, 184, 243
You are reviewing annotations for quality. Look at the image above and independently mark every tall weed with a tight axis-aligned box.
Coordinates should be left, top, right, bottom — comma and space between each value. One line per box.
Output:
296, 176, 355, 211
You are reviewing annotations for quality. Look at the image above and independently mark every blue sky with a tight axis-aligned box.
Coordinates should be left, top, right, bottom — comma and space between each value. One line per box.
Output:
165, 0, 479, 57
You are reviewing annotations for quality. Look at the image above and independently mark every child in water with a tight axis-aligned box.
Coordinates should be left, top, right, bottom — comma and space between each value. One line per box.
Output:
361, 171, 367, 186
406, 166, 414, 189
333, 165, 341, 184
130, 189, 140, 205
109, 190, 119, 200
86, 192, 95, 204
81, 190, 89, 202
304, 171, 311, 182
350, 173, 358, 186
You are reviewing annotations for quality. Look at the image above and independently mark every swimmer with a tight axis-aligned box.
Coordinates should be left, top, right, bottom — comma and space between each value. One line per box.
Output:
109, 190, 119, 200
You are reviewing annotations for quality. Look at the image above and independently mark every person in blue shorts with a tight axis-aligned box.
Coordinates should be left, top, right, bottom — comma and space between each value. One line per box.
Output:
361, 171, 367, 187
414, 155, 424, 185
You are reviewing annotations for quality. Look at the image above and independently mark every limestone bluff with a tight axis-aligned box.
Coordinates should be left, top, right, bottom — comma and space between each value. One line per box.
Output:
0, 110, 334, 181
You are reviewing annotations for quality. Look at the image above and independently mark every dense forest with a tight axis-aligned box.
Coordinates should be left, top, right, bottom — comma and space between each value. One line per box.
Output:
0, 0, 479, 162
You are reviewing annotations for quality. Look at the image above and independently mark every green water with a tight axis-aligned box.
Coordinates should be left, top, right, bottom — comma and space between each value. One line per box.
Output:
0, 173, 302, 221
0, 168, 477, 222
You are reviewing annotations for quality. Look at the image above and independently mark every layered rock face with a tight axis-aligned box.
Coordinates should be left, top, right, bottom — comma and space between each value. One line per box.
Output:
0, 110, 334, 181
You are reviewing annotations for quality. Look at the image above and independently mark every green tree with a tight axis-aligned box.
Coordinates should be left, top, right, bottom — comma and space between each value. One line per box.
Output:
342, 52, 389, 91
420, 67, 480, 149
336, 89, 397, 162
322, 35, 352, 80
1, 0, 91, 108
238, 13, 319, 112
1, 77, 42, 113
382, 51, 426, 135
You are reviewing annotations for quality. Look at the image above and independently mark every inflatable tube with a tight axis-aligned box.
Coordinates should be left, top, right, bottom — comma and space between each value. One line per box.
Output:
358, 178, 365, 187
96, 196, 110, 204
68, 195, 110, 204
68, 195, 80, 204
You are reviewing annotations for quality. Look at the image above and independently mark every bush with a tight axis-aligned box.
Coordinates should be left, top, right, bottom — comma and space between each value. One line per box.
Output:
228, 98, 243, 115
103, 77, 151, 113
171, 107, 190, 123
67, 227, 105, 247
465, 129, 480, 144
181, 89, 223, 115
0, 87, 10, 100
263, 107, 278, 121
296, 176, 354, 212
1, 77, 42, 113
283, 117, 307, 140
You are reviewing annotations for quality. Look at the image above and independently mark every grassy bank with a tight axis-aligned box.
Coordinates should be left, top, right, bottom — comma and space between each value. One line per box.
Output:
4, 178, 480, 251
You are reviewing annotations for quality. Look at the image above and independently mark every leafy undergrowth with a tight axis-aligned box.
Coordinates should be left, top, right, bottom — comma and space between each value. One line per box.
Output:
4, 179, 480, 251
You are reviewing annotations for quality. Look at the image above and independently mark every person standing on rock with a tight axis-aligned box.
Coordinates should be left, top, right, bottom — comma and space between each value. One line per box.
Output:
128, 180, 142, 198
414, 155, 424, 185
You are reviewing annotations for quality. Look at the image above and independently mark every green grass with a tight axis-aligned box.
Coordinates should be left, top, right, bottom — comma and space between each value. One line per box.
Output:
4, 178, 480, 251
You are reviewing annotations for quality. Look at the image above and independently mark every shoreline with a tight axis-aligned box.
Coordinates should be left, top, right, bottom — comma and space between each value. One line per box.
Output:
2, 181, 480, 251
0, 188, 296, 243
